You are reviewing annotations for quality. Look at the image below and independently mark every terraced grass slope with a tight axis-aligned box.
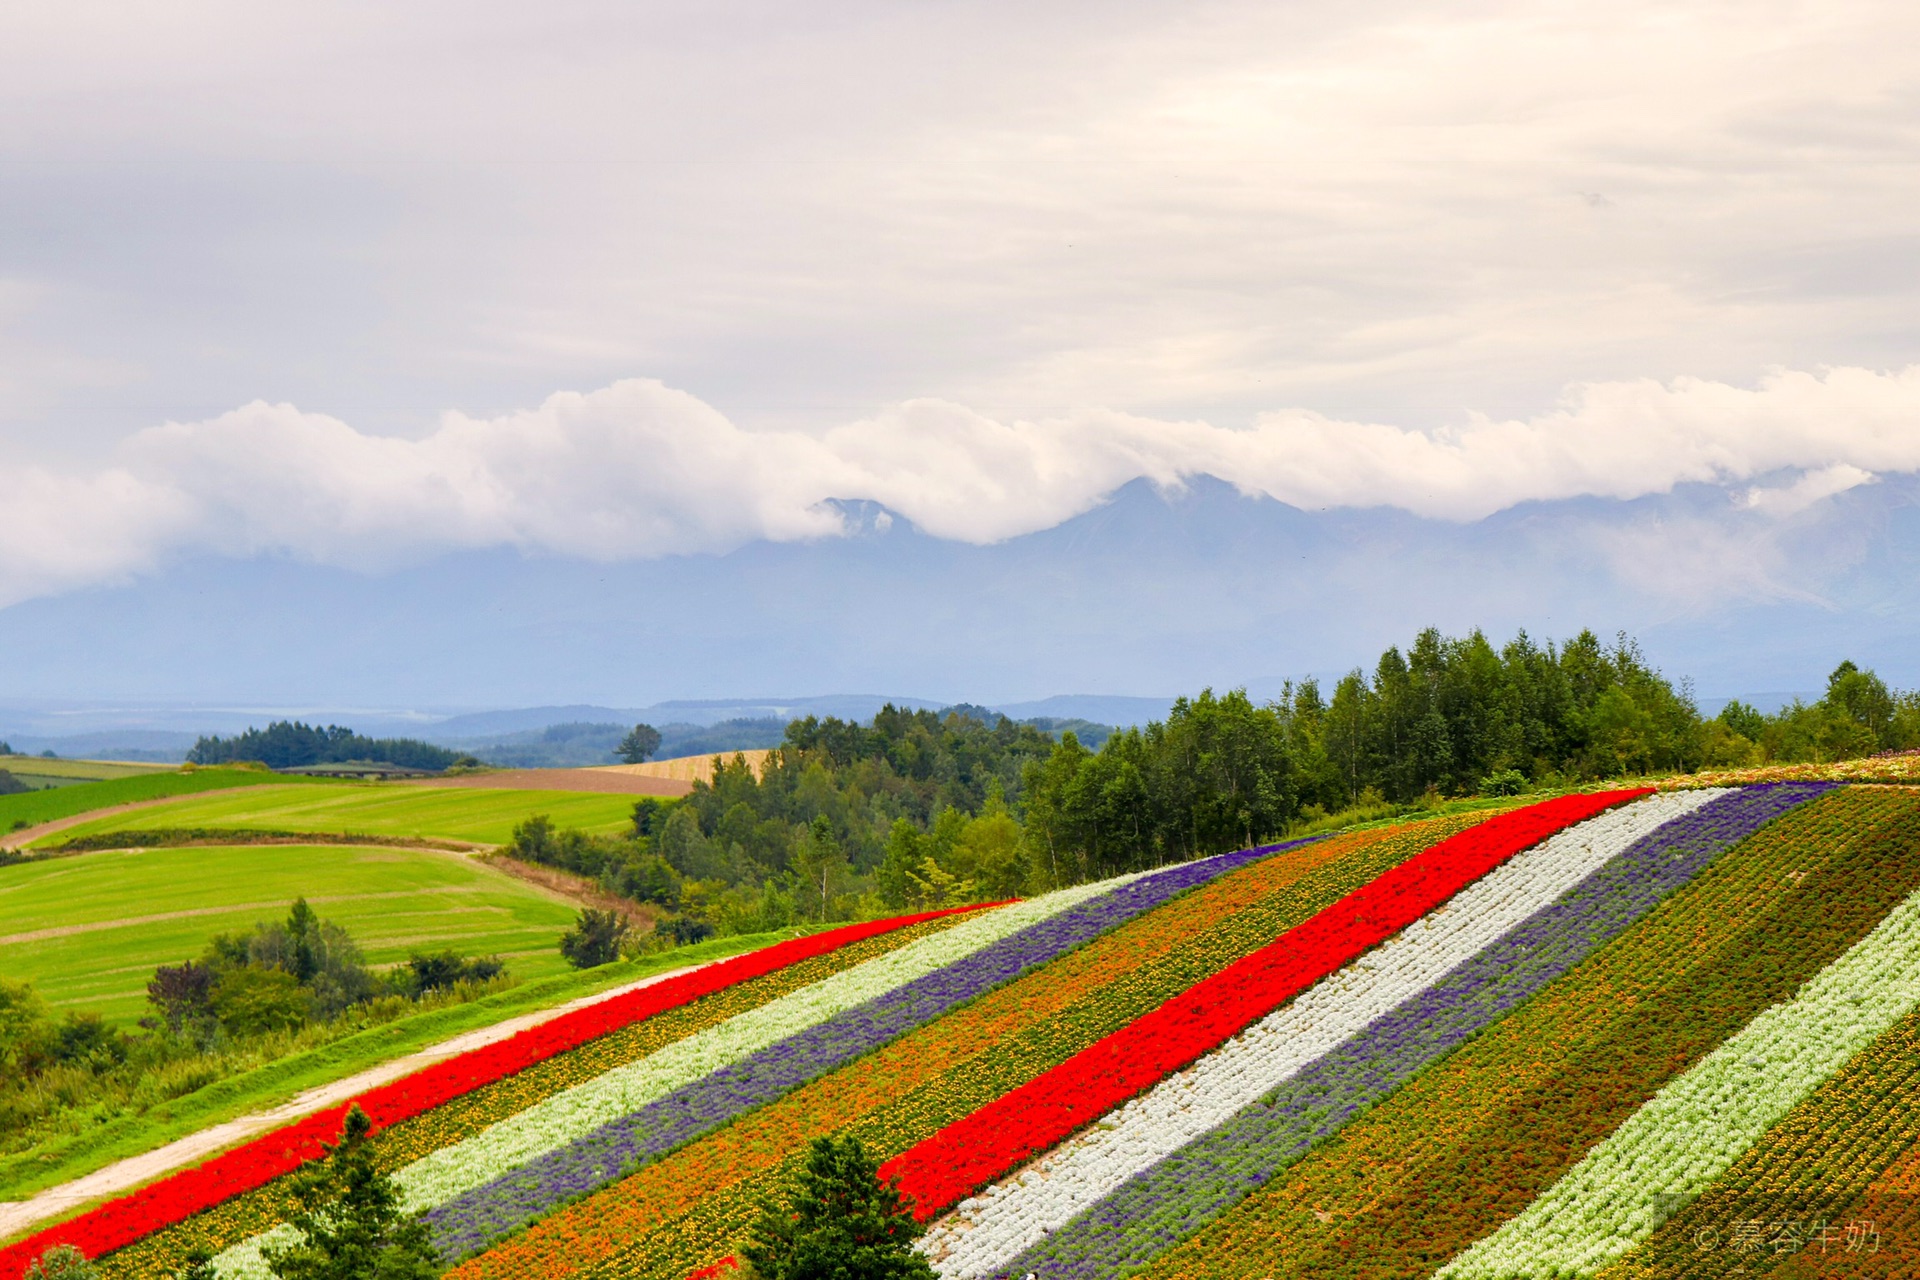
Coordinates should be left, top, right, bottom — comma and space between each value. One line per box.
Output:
0, 769, 313, 836
0, 844, 581, 1023
9, 784, 1920, 1280
37, 781, 639, 848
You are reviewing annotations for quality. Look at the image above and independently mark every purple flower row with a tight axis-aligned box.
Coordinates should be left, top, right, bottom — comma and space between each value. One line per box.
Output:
1001, 782, 1834, 1280
425, 837, 1315, 1260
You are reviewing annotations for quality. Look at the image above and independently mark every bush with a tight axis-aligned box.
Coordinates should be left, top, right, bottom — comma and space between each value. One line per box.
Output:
1479, 768, 1529, 797
559, 908, 629, 969
664, 916, 716, 946
405, 950, 506, 995
211, 967, 313, 1036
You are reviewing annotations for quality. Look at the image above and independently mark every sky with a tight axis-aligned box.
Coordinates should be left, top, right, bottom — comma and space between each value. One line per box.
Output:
4, 0, 1919, 725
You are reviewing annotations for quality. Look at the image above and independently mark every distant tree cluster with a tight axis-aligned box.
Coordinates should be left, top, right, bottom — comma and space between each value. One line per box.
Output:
187, 721, 462, 771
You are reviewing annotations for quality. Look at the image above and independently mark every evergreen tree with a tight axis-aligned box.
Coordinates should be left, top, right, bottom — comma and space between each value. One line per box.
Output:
263, 1105, 439, 1280
744, 1135, 934, 1280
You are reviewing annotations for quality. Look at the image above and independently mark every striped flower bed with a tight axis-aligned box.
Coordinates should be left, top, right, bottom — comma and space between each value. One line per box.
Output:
1598, 1002, 1920, 1280
927, 785, 1830, 1280
18, 784, 1920, 1280
881, 790, 1648, 1216
1130, 785, 1920, 1280
199, 835, 1336, 1276
455, 815, 1490, 1280
1441, 880, 1920, 1278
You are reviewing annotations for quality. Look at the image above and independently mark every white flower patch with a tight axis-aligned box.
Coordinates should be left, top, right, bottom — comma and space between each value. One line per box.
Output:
921, 792, 1724, 1280
212, 874, 1143, 1280
1438, 876, 1920, 1280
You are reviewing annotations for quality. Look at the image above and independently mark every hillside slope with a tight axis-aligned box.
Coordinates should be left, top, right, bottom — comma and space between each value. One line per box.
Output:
6, 784, 1919, 1279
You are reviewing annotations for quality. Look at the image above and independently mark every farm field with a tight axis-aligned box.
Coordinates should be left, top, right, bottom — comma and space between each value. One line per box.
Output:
36, 781, 640, 848
0, 755, 174, 787
0, 769, 324, 839
9, 783, 1920, 1279
0, 844, 582, 1024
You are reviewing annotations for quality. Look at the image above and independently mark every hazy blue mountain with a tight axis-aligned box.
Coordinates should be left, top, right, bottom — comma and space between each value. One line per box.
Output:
2, 475, 1915, 721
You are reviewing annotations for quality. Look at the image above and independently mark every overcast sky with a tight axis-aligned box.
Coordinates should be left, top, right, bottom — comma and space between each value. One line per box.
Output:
4, 0, 1919, 710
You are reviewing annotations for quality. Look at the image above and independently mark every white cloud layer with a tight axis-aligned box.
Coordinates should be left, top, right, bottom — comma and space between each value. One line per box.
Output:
3, 364, 1917, 609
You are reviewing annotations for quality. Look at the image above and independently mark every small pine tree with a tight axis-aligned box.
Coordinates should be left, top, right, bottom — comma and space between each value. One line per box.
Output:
744, 1135, 935, 1280
24, 1245, 96, 1279
263, 1104, 439, 1280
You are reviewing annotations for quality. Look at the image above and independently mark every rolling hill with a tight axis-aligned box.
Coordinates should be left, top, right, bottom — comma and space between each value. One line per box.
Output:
8, 780, 1920, 1277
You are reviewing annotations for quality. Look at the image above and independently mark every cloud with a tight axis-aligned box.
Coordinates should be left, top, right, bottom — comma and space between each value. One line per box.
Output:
3, 364, 1918, 610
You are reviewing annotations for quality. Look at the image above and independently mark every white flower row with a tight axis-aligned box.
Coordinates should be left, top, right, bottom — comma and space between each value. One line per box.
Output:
920, 791, 1724, 1279
1439, 877, 1920, 1279
211, 874, 1144, 1279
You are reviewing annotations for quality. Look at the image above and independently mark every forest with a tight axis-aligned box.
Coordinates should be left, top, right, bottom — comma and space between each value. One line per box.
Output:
500, 627, 1920, 941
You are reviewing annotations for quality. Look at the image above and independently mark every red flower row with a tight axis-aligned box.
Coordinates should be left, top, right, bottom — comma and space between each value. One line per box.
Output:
0, 905, 996, 1277
879, 792, 1649, 1216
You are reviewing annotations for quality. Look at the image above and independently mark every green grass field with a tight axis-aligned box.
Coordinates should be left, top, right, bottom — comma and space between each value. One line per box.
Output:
0, 769, 321, 834
0, 844, 583, 1023
0, 755, 175, 783
37, 782, 640, 847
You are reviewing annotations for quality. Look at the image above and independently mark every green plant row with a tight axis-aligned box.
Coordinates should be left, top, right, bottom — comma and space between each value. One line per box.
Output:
1598, 1003, 1920, 1280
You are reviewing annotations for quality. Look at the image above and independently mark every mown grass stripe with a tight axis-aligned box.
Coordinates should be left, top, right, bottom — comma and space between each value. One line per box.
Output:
1131, 785, 1920, 1280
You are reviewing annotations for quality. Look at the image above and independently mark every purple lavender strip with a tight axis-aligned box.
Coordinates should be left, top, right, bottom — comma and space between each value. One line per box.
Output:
1003, 782, 1834, 1280
425, 836, 1318, 1260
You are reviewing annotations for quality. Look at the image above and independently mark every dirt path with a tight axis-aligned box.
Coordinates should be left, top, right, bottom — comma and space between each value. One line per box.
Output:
0, 957, 709, 1242
0, 788, 257, 852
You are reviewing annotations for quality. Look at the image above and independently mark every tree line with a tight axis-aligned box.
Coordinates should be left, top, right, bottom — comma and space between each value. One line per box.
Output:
187, 721, 467, 771
499, 628, 1920, 945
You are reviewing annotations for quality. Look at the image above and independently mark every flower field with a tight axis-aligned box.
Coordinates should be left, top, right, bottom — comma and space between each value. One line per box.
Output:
9, 783, 1920, 1279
